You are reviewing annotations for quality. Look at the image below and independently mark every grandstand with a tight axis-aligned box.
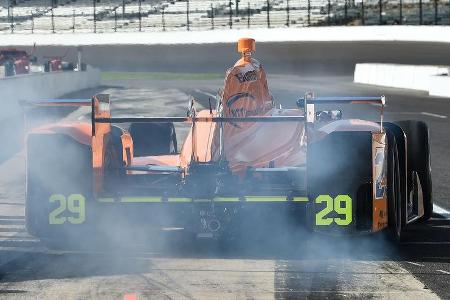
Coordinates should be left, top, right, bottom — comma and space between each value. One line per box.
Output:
0, 0, 449, 34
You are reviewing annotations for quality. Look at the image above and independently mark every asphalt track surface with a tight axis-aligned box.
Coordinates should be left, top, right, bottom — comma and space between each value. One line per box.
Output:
0, 74, 449, 299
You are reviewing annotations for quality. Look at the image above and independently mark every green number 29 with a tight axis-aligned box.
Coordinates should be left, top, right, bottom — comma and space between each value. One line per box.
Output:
49, 194, 86, 225
315, 195, 352, 226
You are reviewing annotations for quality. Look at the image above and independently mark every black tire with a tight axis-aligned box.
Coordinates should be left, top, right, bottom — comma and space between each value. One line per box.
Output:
4, 59, 15, 77
61, 62, 75, 71
44, 61, 50, 72
386, 130, 403, 242
395, 120, 433, 221
128, 122, 177, 157
26, 134, 92, 246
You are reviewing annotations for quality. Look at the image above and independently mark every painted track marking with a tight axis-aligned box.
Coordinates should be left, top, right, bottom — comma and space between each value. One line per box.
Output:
421, 112, 448, 119
406, 261, 425, 267
124, 294, 138, 300
436, 270, 450, 275
433, 204, 450, 215
402, 242, 450, 245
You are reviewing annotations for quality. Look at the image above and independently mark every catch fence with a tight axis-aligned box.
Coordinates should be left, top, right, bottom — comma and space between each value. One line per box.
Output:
1, 0, 449, 34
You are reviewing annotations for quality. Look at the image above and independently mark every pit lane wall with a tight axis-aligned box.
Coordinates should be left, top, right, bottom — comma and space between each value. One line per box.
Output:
0, 66, 101, 122
354, 63, 450, 97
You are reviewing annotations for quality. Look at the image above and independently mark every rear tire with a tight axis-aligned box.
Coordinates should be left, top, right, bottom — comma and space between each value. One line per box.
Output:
386, 130, 403, 242
26, 134, 92, 248
395, 120, 432, 221
129, 122, 177, 156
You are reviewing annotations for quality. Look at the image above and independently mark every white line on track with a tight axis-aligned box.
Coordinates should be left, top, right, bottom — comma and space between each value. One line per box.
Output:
402, 242, 450, 245
433, 204, 450, 215
420, 112, 448, 119
436, 270, 450, 275
406, 261, 425, 267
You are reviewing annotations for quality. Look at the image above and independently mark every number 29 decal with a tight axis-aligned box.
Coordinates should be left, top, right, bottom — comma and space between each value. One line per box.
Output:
49, 194, 86, 225
315, 195, 352, 226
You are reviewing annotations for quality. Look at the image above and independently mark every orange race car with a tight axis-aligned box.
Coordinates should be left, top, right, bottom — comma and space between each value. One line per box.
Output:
25, 38, 432, 247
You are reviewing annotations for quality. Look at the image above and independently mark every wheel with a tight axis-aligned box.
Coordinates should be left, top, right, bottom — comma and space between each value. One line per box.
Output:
44, 61, 50, 72
386, 130, 403, 242
128, 122, 177, 156
4, 59, 15, 77
26, 133, 92, 245
395, 120, 432, 221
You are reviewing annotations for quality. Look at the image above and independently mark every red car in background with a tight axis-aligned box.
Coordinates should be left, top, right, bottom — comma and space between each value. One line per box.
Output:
0, 49, 36, 77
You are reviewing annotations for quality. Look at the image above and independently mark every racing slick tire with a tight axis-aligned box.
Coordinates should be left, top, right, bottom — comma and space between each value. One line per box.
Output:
4, 60, 15, 77
395, 120, 433, 222
26, 133, 93, 249
386, 130, 404, 242
129, 122, 177, 156
44, 61, 50, 72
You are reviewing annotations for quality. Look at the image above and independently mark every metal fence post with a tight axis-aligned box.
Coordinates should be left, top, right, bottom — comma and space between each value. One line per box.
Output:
51, 7, 55, 33
210, 3, 214, 30
229, 0, 233, 29
162, 6, 166, 31
72, 9, 75, 32
247, 2, 250, 28
328, 0, 331, 25
31, 12, 34, 33
114, 9, 117, 32
434, 0, 438, 24
399, 0, 402, 24
93, 0, 96, 33
236, 0, 240, 16
10, 5, 13, 33
361, 0, 365, 24
419, 0, 422, 24
345, 0, 348, 21
286, 0, 290, 26
122, 0, 125, 18
187, 0, 190, 31
138, 0, 142, 31
266, 0, 270, 28
308, 0, 311, 26
378, 0, 382, 25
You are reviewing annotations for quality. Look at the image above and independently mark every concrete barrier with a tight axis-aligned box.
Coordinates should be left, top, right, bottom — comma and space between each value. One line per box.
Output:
3, 27, 450, 75
429, 75, 450, 97
354, 63, 450, 97
0, 66, 101, 121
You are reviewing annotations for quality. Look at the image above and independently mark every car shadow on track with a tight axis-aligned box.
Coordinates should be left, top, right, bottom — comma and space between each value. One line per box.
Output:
0, 216, 449, 284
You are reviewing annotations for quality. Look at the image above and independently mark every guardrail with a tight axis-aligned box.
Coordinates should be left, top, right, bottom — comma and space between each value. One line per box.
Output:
1, 0, 449, 34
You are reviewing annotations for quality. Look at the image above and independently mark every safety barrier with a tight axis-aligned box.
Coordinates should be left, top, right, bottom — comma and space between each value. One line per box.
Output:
354, 63, 450, 97
0, 66, 101, 121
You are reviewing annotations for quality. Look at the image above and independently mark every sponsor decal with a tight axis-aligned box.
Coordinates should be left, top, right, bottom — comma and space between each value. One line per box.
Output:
226, 92, 254, 108
225, 93, 272, 118
374, 148, 386, 199
234, 70, 258, 83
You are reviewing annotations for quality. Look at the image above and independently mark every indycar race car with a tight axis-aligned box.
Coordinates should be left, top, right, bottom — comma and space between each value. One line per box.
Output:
0, 49, 36, 77
25, 38, 432, 246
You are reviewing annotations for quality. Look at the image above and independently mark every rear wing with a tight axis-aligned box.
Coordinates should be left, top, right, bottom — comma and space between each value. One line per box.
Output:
24, 93, 386, 129
25, 93, 386, 195
24, 98, 92, 107
297, 93, 386, 131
